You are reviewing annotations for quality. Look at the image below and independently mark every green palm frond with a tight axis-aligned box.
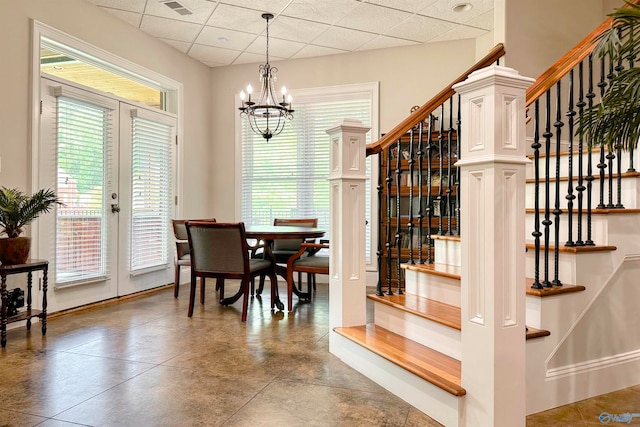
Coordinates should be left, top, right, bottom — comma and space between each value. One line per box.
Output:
577, 1, 640, 152
0, 187, 61, 238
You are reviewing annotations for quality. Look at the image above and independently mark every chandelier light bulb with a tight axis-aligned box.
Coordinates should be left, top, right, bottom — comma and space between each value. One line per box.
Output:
240, 90, 246, 101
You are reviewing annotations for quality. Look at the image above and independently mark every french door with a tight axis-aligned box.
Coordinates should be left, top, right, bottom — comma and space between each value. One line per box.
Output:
38, 77, 176, 312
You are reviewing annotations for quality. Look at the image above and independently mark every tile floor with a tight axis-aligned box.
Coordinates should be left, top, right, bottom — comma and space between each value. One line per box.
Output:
0, 280, 638, 426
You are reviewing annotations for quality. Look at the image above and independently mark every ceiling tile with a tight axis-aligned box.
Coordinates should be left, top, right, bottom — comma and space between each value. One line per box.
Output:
159, 38, 192, 53
218, 0, 291, 14
429, 24, 488, 42
195, 26, 257, 50
356, 35, 419, 51
139, 15, 202, 43
85, 0, 146, 13
245, 36, 306, 59
281, 0, 360, 25
292, 44, 348, 59
364, 0, 436, 14
205, 4, 268, 33
142, 0, 218, 24
465, 9, 493, 30
102, 8, 143, 28
267, 15, 331, 44
337, 2, 414, 33
232, 51, 277, 65
417, 0, 493, 24
385, 13, 457, 42
311, 26, 378, 51
188, 44, 241, 65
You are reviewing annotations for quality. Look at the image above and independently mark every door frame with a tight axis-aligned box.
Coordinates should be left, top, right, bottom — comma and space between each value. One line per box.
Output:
30, 21, 185, 257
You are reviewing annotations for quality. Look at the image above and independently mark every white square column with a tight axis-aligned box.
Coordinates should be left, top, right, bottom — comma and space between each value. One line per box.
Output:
453, 66, 534, 427
326, 119, 370, 330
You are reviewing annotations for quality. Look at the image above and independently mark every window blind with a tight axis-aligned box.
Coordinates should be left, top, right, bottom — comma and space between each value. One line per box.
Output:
130, 114, 173, 273
55, 96, 112, 285
241, 87, 373, 259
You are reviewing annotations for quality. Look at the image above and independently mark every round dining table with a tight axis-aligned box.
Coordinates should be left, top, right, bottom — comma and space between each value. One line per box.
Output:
245, 225, 325, 310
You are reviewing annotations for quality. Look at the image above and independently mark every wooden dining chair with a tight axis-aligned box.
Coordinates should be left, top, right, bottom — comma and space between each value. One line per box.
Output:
285, 242, 329, 312
185, 221, 276, 321
172, 218, 215, 298
254, 218, 318, 295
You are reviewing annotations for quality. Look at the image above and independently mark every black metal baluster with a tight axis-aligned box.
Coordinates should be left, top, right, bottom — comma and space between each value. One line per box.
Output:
531, 100, 543, 289
614, 30, 625, 208
377, 152, 384, 296
386, 145, 394, 295
605, 58, 616, 209
456, 94, 461, 235
407, 128, 416, 266
395, 138, 402, 294
552, 82, 563, 287
417, 122, 425, 263
566, 71, 576, 246
585, 54, 595, 245
576, 61, 586, 246
438, 105, 445, 235
426, 115, 434, 263
446, 97, 454, 235
543, 90, 553, 287
596, 58, 607, 209
627, 25, 636, 172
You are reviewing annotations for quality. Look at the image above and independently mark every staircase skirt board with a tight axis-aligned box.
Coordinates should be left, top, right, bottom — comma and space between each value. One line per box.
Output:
330, 330, 464, 427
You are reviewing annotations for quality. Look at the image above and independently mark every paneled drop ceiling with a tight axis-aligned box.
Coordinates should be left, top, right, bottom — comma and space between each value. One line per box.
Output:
86, 0, 493, 67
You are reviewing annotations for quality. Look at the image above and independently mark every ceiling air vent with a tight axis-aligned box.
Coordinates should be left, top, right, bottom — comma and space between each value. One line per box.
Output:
157, 0, 193, 16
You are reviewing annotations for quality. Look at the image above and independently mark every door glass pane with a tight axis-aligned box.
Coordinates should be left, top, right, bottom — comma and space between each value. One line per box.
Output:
130, 115, 173, 272
56, 96, 111, 285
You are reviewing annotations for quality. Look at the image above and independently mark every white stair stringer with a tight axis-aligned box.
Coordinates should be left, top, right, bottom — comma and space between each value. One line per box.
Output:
372, 297, 461, 360
404, 267, 461, 308
330, 331, 464, 427
525, 211, 640, 414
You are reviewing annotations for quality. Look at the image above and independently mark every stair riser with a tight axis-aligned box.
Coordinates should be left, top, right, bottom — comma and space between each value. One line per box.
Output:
526, 150, 637, 180
525, 212, 609, 246
330, 332, 463, 427
404, 268, 461, 307
434, 239, 461, 267
373, 301, 461, 360
525, 178, 640, 210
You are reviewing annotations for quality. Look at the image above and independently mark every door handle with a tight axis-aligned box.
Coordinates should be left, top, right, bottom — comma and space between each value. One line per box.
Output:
111, 204, 120, 213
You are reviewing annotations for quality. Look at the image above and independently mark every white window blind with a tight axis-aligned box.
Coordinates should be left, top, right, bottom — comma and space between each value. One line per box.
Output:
130, 114, 173, 273
241, 87, 373, 259
55, 96, 112, 285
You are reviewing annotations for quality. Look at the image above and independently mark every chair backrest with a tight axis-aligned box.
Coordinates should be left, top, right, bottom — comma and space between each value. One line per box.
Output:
185, 221, 248, 275
272, 218, 318, 251
172, 218, 216, 241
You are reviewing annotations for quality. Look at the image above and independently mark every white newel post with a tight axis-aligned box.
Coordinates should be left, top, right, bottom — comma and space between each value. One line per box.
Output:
453, 66, 534, 427
326, 119, 370, 331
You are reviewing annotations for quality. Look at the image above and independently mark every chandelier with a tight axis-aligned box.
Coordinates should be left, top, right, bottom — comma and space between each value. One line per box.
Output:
239, 13, 294, 141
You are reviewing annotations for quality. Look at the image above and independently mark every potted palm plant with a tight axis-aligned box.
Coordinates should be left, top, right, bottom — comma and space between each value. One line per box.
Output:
578, 1, 640, 151
0, 187, 61, 265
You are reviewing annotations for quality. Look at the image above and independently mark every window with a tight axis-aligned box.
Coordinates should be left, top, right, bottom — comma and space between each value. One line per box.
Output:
240, 83, 378, 261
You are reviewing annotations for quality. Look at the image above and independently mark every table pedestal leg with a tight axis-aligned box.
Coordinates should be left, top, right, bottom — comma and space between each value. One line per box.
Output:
1, 274, 7, 348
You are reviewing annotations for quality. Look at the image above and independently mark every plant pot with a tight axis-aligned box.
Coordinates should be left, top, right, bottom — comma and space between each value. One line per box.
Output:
0, 237, 32, 265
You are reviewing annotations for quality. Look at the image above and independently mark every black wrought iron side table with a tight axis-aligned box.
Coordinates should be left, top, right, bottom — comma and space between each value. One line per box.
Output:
0, 259, 48, 348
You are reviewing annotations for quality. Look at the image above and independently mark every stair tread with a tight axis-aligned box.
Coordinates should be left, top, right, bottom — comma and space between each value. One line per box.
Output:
368, 293, 461, 330
525, 277, 586, 296
526, 326, 551, 340
525, 241, 616, 253
334, 324, 466, 396
402, 262, 461, 279
525, 208, 640, 215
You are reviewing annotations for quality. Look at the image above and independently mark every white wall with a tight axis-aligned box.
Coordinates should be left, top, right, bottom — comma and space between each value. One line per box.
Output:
0, 0, 212, 219
209, 38, 479, 221
503, 0, 621, 80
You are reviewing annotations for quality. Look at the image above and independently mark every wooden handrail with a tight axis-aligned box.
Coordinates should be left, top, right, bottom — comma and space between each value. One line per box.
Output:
366, 43, 505, 157
526, 0, 639, 106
